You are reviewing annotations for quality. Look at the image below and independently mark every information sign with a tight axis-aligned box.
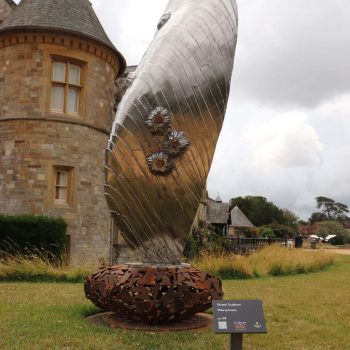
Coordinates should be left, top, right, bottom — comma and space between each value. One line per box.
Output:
212, 300, 267, 334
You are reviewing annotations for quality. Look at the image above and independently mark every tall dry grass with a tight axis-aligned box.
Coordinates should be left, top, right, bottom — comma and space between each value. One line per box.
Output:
0, 244, 334, 282
192, 245, 334, 279
0, 247, 93, 282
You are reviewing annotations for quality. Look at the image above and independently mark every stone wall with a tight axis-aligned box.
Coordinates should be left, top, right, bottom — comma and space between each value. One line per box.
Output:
0, 32, 120, 265
0, 32, 118, 132
0, 120, 111, 264
192, 189, 208, 227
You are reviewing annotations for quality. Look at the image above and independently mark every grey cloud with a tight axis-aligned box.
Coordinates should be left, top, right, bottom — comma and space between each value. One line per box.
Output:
207, 89, 350, 219
91, 0, 350, 220
89, 0, 350, 219
16, 0, 347, 219
232, 0, 350, 107
91, 0, 167, 65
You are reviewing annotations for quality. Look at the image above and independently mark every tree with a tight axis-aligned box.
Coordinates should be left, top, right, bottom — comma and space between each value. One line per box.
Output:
265, 221, 297, 239
318, 221, 350, 245
282, 209, 299, 228
229, 196, 284, 226
298, 219, 308, 226
261, 227, 276, 239
309, 211, 327, 223
315, 196, 349, 221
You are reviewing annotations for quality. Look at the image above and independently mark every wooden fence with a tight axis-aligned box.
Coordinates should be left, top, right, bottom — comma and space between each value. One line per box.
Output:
225, 237, 285, 255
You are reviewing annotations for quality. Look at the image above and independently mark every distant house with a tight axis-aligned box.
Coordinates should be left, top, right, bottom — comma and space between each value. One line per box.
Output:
228, 206, 255, 236
343, 222, 350, 230
298, 225, 320, 237
206, 196, 229, 235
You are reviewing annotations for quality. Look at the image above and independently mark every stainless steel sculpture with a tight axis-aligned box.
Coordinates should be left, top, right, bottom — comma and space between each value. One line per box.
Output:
85, 0, 238, 326
105, 0, 238, 264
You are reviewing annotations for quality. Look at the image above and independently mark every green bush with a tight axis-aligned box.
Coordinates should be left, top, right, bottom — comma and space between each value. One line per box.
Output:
319, 221, 350, 245
183, 234, 198, 260
261, 227, 276, 239
183, 220, 230, 260
0, 214, 67, 261
216, 267, 252, 280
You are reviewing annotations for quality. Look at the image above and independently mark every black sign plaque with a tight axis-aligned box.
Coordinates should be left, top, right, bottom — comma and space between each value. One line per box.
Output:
212, 300, 267, 334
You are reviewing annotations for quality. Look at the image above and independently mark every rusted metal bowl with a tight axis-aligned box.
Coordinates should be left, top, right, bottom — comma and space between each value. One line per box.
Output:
84, 264, 223, 324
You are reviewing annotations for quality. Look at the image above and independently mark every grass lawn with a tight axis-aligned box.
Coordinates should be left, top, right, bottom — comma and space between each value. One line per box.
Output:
0, 255, 349, 350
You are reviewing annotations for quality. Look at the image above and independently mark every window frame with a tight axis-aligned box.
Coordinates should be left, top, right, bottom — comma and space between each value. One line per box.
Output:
50, 56, 85, 117
53, 166, 74, 206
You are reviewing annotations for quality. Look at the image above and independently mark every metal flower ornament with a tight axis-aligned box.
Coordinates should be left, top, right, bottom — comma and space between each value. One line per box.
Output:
162, 130, 189, 157
145, 106, 171, 134
147, 152, 174, 175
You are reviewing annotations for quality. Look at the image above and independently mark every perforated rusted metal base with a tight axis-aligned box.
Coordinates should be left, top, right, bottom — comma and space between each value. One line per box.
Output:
86, 312, 213, 332
84, 264, 223, 324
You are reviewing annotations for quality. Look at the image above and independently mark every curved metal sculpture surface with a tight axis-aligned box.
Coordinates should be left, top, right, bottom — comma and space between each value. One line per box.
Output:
105, 0, 238, 264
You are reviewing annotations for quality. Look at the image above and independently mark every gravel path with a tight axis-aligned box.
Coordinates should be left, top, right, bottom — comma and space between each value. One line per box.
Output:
326, 249, 350, 255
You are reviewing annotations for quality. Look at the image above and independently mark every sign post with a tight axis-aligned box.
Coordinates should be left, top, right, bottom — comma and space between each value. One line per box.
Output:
230, 334, 243, 350
212, 300, 267, 350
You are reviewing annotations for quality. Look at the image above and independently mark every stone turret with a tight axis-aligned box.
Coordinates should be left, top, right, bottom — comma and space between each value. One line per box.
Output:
0, 0, 126, 265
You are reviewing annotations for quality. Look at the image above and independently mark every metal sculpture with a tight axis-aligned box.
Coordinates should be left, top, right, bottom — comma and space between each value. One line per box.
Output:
85, 264, 223, 323
85, 0, 238, 325
105, 0, 238, 264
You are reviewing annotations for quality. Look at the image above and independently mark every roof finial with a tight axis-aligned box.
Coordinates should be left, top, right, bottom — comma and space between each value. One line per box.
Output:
215, 194, 222, 202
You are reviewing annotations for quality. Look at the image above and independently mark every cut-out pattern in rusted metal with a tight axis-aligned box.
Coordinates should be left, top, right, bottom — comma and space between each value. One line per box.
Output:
84, 264, 223, 324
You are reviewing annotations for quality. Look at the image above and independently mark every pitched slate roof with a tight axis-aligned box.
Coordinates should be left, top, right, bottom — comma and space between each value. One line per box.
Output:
0, 0, 126, 74
5, 0, 17, 8
207, 198, 229, 224
230, 206, 255, 228
215, 194, 223, 202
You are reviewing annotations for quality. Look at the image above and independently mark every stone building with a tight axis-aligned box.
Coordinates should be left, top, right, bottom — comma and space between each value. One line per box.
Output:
206, 196, 229, 235
192, 191, 230, 235
0, 0, 126, 264
228, 206, 255, 236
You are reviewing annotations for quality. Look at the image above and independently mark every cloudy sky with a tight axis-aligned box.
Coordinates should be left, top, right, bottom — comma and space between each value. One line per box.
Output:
88, 0, 350, 219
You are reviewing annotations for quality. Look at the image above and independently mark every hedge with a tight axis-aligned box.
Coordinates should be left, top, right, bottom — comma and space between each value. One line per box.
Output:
0, 214, 67, 259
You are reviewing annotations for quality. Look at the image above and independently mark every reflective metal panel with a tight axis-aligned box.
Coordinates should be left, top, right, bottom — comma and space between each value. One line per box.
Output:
105, 0, 238, 264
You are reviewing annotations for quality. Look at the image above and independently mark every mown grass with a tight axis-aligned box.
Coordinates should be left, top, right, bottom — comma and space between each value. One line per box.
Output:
193, 245, 334, 279
0, 254, 349, 350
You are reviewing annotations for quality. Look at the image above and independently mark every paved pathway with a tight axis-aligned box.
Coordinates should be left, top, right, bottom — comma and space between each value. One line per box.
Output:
326, 249, 350, 255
